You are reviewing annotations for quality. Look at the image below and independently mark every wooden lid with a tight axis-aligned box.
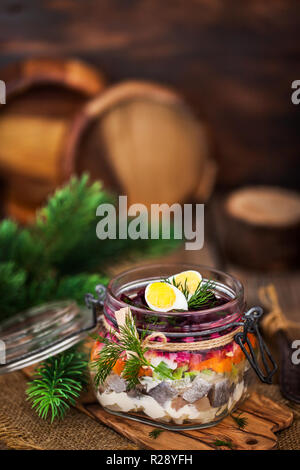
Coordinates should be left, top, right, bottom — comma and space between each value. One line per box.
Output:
226, 186, 300, 227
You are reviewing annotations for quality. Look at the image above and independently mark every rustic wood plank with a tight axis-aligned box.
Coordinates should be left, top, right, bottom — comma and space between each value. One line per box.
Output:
239, 393, 293, 432
86, 405, 214, 450
183, 418, 276, 450
85, 393, 293, 450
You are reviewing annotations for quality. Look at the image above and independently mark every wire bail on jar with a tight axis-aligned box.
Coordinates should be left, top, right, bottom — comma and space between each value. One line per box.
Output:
85, 284, 106, 321
234, 307, 277, 384
86, 284, 277, 384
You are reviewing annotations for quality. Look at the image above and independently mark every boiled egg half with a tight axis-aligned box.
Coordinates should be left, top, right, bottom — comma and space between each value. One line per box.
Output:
145, 281, 188, 312
168, 270, 202, 300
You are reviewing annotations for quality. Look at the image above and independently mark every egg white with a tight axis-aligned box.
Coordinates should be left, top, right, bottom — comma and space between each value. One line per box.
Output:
168, 270, 202, 300
145, 281, 188, 312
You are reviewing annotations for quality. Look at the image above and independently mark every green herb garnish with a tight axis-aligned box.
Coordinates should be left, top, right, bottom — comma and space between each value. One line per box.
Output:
167, 315, 179, 325
149, 429, 164, 439
92, 314, 148, 389
92, 313, 175, 389
165, 276, 189, 299
201, 368, 213, 375
172, 365, 188, 380
154, 361, 174, 380
231, 412, 248, 429
213, 439, 234, 449
145, 315, 166, 326
188, 279, 216, 310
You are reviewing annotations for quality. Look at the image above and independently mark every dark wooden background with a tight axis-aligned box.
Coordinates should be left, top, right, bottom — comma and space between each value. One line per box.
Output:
0, 0, 300, 189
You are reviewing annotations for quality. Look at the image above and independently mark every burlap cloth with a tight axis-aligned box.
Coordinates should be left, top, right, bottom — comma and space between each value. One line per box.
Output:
0, 371, 137, 450
0, 371, 299, 450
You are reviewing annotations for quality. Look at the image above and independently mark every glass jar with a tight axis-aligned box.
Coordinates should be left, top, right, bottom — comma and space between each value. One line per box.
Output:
87, 264, 276, 430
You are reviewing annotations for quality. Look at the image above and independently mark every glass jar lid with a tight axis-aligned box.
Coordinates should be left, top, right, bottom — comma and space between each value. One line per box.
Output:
0, 300, 97, 374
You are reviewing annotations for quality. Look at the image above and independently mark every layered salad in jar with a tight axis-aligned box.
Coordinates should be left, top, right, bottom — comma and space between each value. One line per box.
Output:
90, 269, 257, 429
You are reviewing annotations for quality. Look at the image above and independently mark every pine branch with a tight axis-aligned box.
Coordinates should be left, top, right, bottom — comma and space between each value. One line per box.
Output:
26, 347, 88, 422
26, 273, 109, 309
0, 262, 27, 321
34, 175, 115, 274
0, 174, 181, 322
34, 174, 181, 276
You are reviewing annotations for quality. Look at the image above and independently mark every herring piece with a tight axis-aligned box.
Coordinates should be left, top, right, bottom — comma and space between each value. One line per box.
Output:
106, 374, 127, 393
182, 376, 212, 403
193, 396, 211, 412
171, 396, 189, 411
148, 381, 178, 405
99, 391, 137, 412
208, 378, 230, 407
127, 383, 146, 398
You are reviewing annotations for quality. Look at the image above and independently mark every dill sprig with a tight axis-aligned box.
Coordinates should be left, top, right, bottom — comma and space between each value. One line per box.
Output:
91, 335, 124, 386
165, 277, 189, 299
187, 279, 216, 310
165, 277, 216, 309
213, 439, 234, 449
231, 412, 248, 429
92, 313, 175, 389
92, 314, 149, 389
149, 429, 164, 439
26, 348, 88, 422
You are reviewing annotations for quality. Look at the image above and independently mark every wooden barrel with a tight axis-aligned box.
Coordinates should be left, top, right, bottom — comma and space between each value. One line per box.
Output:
62, 80, 216, 208
218, 186, 300, 271
0, 58, 106, 222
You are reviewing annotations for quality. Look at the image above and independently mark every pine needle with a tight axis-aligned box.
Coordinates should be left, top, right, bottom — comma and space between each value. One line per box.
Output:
149, 429, 164, 439
26, 347, 88, 422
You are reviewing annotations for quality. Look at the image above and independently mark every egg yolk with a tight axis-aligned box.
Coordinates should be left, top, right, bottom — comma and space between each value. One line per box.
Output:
147, 282, 176, 309
173, 271, 201, 295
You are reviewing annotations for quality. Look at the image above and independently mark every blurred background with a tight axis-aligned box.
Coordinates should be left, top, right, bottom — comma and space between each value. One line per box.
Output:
0, 0, 299, 384
0, 2, 300, 453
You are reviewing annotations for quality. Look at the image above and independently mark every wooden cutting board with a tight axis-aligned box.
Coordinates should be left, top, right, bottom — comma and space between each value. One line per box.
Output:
83, 393, 293, 450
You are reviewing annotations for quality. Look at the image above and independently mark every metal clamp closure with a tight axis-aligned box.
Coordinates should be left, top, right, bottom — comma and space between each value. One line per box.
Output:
234, 307, 277, 384
85, 284, 107, 310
